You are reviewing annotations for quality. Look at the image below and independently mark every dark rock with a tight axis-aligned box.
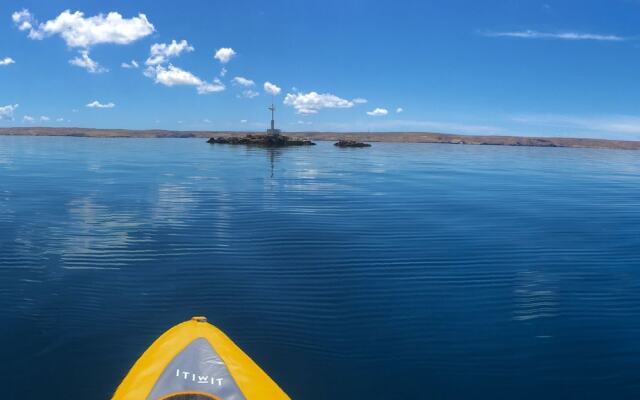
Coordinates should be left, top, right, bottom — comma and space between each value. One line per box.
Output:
334, 140, 371, 148
207, 134, 315, 147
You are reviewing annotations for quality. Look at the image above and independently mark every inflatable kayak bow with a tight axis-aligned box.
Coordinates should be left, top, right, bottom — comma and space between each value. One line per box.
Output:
113, 316, 290, 400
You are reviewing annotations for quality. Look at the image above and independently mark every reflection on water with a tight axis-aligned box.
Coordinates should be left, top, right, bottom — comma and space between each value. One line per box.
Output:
59, 197, 151, 270
1, 136, 640, 399
153, 183, 198, 227
267, 148, 281, 178
513, 270, 558, 322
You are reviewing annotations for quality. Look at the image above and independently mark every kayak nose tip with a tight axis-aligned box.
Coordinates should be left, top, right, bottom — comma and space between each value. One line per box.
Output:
191, 316, 208, 323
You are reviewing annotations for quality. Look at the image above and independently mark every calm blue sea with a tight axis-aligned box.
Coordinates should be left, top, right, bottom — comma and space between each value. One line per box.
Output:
1, 136, 640, 399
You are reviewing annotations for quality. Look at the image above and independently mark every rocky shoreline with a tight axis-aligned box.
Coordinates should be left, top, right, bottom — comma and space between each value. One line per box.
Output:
207, 133, 315, 147
2, 128, 640, 150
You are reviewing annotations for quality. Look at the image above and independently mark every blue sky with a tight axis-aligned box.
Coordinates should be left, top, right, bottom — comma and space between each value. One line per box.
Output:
1, 0, 640, 139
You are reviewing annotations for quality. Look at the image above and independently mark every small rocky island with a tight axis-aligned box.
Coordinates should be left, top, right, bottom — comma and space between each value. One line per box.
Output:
334, 140, 371, 148
208, 134, 315, 147
208, 103, 315, 147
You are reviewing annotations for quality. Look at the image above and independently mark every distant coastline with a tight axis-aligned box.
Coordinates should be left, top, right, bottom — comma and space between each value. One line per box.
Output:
1, 127, 639, 150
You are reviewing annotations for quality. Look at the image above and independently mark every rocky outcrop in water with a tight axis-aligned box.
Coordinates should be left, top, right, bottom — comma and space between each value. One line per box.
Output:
207, 134, 315, 147
334, 140, 371, 148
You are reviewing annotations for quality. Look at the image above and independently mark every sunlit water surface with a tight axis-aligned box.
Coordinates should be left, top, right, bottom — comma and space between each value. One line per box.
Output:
1, 136, 640, 399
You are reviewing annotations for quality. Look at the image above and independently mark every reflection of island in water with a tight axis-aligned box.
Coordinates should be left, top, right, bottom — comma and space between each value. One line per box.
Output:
243, 146, 282, 178
267, 148, 281, 178
208, 103, 315, 147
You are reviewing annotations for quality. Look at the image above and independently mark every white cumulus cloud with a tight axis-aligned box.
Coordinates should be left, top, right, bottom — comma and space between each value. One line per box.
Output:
367, 108, 389, 116
13, 9, 154, 75
121, 60, 139, 69
40, 116, 50, 121
232, 76, 255, 87
214, 47, 236, 64
353, 98, 368, 104
197, 80, 226, 94
86, 100, 115, 108
12, 9, 34, 32
264, 81, 281, 96
0, 57, 16, 66
145, 65, 225, 94
69, 50, 107, 73
396, 107, 404, 113
284, 91, 355, 114
0, 104, 19, 120
146, 39, 194, 66
13, 9, 155, 47
148, 65, 201, 86
239, 90, 260, 99
23, 115, 34, 122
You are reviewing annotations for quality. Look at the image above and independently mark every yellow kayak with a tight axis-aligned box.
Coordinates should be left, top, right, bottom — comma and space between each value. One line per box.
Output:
113, 316, 290, 400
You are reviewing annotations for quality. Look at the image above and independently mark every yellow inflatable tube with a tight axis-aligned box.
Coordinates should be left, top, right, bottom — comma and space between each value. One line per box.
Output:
113, 316, 290, 400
